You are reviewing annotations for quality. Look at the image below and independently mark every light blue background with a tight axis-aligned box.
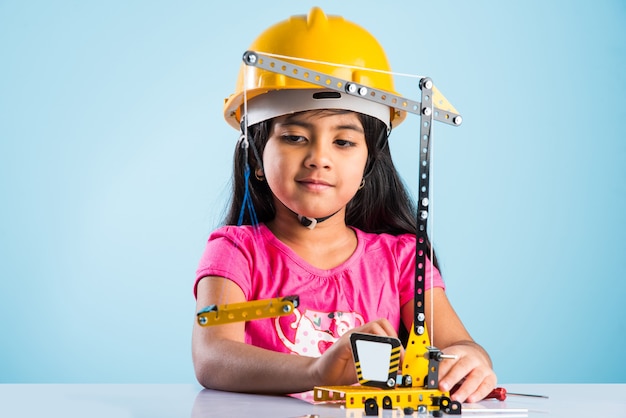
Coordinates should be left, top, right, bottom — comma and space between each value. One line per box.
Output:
1, 0, 624, 384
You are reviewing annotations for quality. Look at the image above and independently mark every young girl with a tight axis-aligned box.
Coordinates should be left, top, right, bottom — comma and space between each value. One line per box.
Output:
192, 7, 496, 403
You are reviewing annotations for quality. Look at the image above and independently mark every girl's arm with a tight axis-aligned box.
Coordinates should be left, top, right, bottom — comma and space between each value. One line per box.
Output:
192, 276, 398, 394
401, 288, 497, 403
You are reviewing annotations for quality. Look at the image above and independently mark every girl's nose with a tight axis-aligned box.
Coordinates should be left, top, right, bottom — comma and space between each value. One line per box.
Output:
304, 139, 332, 169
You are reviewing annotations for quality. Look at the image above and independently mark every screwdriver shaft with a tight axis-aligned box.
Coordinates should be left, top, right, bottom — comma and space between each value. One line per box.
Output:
507, 392, 549, 399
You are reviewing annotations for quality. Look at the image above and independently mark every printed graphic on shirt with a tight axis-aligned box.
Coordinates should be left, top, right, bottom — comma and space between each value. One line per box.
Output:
275, 307, 364, 357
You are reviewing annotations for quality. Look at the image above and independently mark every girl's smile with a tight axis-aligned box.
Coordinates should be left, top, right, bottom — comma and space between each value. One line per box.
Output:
296, 176, 332, 191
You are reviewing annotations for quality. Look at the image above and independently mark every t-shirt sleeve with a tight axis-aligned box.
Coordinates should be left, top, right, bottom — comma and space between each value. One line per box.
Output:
396, 234, 445, 308
194, 226, 253, 299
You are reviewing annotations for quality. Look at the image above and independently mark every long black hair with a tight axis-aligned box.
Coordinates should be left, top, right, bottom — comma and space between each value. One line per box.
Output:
223, 110, 439, 268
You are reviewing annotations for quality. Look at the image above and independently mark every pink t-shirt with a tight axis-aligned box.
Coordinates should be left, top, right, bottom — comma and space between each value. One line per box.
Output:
195, 223, 444, 357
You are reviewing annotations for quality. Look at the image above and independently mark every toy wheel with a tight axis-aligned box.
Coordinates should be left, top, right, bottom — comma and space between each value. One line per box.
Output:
364, 398, 379, 416
440, 396, 462, 415
382, 395, 393, 410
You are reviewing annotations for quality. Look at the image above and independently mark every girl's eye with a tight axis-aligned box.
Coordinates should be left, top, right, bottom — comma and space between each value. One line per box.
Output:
335, 139, 356, 148
281, 135, 306, 143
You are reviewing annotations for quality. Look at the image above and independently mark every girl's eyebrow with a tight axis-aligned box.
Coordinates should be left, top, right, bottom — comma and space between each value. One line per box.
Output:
275, 119, 312, 130
278, 117, 364, 134
334, 123, 364, 134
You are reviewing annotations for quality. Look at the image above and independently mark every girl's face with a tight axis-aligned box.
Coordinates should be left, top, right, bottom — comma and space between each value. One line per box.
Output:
262, 110, 368, 221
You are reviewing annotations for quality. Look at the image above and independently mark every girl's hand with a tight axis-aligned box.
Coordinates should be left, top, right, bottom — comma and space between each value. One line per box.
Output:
437, 341, 497, 403
308, 318, 399, 387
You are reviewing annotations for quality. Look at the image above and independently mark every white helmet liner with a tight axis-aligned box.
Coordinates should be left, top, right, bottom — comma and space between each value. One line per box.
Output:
244, 89, 391, 129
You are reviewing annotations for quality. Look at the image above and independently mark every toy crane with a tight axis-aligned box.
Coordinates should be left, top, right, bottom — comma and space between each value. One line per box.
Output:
197, 50, 463, 416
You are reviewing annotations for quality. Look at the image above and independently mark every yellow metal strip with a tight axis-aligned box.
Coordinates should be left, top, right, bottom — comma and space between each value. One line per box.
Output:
314, 385, 447, 412
403, 324, 431, 387
196, 295, 299, 326
432, 85, 459, 115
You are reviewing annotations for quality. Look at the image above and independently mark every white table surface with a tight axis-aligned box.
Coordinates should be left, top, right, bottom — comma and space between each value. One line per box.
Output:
0, 383, 623, 417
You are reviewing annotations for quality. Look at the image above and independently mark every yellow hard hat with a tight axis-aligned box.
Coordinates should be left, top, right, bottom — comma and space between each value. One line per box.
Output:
223, 7, 407, 130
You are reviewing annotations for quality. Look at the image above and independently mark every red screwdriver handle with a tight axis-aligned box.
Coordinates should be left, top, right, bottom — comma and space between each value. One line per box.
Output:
450, 383, 507, 401
485, 387, 507, 401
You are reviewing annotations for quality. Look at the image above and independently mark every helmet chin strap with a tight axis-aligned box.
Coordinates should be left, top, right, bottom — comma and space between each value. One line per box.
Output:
296, 210, 341, 230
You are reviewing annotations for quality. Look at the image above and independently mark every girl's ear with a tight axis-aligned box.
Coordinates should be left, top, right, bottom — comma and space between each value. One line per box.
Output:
255, 168, 265, 181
